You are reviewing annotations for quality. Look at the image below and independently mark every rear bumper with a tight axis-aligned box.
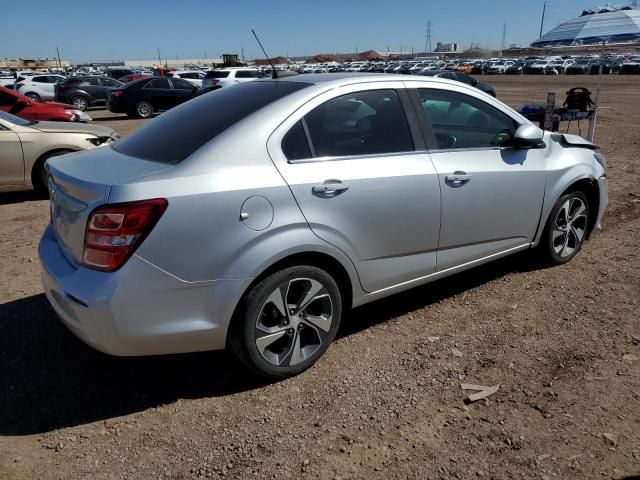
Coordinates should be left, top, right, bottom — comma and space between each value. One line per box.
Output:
39, 224, 250, 356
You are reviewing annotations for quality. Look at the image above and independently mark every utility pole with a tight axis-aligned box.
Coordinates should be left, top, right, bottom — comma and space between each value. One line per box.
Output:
633, 0, 637, 8
539, 1, 547, 38
424, 21, 432, 53
241, 47, 245, 62
56, 46, 62, 69
501, 23, 507, 51
157, 48, 162, 65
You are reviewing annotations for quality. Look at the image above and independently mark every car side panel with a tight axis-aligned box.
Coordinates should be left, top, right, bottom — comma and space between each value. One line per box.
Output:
0, 129, 24, 186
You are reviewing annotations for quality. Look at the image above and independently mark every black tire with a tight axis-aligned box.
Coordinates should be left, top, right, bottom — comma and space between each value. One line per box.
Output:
538, 191, 589, 265
229, 265, 342, 379
135, 101, 153, 119
71, 95, 89, 111
25, 92, 41, 102
32, 150, 73, 197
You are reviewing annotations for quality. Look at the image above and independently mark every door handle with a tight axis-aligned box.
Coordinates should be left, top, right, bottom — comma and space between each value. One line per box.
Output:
312, 180, 350, 194
445, 171, 471, 185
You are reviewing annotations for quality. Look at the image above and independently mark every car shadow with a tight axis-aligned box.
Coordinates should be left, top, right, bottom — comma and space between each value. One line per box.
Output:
0, 190, 45, 205
0, 252, 546, 436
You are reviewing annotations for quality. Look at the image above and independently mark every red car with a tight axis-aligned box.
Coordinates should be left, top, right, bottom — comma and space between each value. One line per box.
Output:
0, 86, 92, 122
118, 74, 152, 83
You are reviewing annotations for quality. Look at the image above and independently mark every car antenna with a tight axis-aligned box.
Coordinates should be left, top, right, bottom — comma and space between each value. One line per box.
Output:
251, 29, 278, 79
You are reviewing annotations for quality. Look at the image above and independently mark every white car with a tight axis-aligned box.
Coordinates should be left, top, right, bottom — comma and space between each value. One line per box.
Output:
15, 74, 66, 102
202, 68, 265, 89
166, 70, 205, 87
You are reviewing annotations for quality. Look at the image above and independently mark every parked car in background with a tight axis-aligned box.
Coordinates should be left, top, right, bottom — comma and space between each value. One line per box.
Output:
416, 70, 496, 96
55, 76, 123, 111
118, 74, 152, 84
107, 76, 200, 118
619, 57, 640, 74
0, 86, 91, 122
104, 68, 135, 79
14, 74, 67, 102
486, 61, 513, 75
545, 59, 575, 74
166, 70, 205, 87
202, 68, 265, 89
152, 67, 177, 77
505, 60, 527, 75
566, 60, 612, 75
0, 110, 116, 194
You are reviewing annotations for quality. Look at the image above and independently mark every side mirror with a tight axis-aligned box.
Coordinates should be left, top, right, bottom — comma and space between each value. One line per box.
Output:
16, 98, 29, 106
512, 124, 544, 148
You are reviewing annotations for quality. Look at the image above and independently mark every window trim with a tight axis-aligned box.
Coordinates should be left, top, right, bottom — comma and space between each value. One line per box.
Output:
410, 86, 524, 152
285, 87, 419, 164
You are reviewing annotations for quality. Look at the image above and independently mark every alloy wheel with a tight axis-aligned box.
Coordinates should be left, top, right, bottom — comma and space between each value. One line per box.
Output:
137, 102, 152, 118
255, 278, 333, 367
552, 197, 587, 258
73, 97, 88, 111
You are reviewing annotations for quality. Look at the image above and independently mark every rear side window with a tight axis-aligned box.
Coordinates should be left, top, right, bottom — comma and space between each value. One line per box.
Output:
114, 81, 309, 164
236, 70, 264, 79
204, 71, 230, 79
144, 78, 170, 89
303, 89, 414, 158
282, 121, 311, 161
33, 76, 49, 83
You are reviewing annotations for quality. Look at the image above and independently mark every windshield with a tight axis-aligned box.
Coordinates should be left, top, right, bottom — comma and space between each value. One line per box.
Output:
0, 109, 34, 126
113, 81, 309, 164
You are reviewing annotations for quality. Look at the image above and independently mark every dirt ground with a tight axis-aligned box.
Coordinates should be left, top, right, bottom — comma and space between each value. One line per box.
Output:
0, 75, 639, 480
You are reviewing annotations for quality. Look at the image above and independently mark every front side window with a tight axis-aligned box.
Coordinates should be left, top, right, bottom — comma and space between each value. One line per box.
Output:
171, 78, 196, 90
0, 90, 17, 106
101, 78, 121, 87
418, 89, 518, 150
303, 89, 414, 158
33, 76, 49, 83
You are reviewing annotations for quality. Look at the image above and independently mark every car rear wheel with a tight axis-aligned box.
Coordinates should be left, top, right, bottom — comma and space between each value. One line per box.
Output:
135, 101, 153, 119
32, 150, 74, 197
71, 95, 89, 111
25, 92, 41, 102
229, 266, 342, 379
539, 191, 589, 264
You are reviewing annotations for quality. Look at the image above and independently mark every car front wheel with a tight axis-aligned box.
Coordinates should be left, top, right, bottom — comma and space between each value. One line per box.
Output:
71, 95, 89, 111
229, 266, 342, 379
540, 191, 589, 264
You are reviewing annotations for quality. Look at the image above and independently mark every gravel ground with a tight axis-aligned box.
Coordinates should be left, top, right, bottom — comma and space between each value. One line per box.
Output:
0, 76, 639, 480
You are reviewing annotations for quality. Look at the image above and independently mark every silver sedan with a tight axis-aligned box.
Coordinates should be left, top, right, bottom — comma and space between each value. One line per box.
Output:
39, 74, 608, 378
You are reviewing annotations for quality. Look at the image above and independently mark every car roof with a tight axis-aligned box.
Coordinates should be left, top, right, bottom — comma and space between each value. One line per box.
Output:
264, 73, 471, 89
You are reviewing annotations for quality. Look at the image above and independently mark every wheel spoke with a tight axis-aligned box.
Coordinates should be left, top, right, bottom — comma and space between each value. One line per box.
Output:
265, 285, 288, 319
288, 330, 303, 366
570, 225, 584, 243
296, 279, 325, 313
570, 202, 586, 222
556, 200, 570, 229
255, 329, 288, 356
302, 314, 330, 333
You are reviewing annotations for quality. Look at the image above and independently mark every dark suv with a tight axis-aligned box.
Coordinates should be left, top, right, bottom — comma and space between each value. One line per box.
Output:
55, 76, 123, 111
107, 77, 201, 118
416, 70, 496, 97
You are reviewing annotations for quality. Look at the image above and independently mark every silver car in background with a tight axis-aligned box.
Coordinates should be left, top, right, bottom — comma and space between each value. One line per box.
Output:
39, 74, 608, 378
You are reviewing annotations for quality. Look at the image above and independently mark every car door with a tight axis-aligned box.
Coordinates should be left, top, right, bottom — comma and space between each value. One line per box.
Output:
410, 85, 546, 271
98, 77, 120, 101
143, 78, 172, 110
169, 78, 197, 106
267, 82, 441, 293
0, 121, 24, 186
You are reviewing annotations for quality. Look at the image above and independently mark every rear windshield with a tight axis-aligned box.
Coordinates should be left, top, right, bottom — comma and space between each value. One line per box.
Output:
204, 71, 231, 78
113, 81, 308, 164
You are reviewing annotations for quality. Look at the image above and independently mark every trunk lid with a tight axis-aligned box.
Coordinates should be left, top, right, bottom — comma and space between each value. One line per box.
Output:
33, 121, 115, 137
46, 146, 173, 265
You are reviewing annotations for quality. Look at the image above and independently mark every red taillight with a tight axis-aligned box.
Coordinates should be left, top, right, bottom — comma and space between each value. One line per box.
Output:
112, 90, 123, 97
82, 199, 168, 272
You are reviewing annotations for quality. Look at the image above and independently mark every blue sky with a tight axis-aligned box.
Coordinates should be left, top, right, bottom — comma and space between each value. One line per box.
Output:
4, 0, 602, 62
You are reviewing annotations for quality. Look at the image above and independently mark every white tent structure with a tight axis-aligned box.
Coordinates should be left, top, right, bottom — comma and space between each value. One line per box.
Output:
531, 5, 640, 47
